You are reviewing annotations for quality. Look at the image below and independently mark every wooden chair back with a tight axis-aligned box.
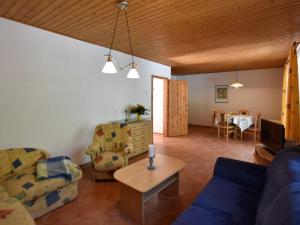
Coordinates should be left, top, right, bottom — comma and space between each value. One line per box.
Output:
238, 109, 250, 115
212, 109, 224, 127
217, 112, 235, 140
212, 109, 221, 126
254, 112, 262, 130
217, 112, 232, 127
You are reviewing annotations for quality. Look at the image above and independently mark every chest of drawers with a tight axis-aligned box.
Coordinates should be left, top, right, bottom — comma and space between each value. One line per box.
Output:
127, 120, 153, 158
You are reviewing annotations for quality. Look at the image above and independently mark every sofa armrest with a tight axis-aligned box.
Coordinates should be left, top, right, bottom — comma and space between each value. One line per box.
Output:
123, 143, 134, 154
40, 149, 50, 159
213, 157, 267, 192
68, 162, 83, 182
85, 143, 100, 156
85, 147, 95, 156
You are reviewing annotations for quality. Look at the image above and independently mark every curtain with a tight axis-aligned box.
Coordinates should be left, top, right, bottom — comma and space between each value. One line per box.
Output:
281, 42, 299, 141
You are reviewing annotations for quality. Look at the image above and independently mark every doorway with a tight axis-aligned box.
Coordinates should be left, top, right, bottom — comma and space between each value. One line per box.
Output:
152, 76, 167, 135
152, 76, 189, 137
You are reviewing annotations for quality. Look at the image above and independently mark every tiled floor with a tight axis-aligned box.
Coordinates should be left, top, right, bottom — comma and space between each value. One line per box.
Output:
36, 126, 255, 225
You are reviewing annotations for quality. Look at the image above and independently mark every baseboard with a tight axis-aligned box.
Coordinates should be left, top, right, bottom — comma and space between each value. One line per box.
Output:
188, 124, 213, 128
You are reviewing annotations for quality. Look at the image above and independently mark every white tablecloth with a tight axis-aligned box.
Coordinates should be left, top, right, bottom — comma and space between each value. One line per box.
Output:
230, 115, 254, 132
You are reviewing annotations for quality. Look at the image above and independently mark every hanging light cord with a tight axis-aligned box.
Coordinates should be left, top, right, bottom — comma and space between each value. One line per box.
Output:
109, 8, 120, 56
236, 65, 239, 82
125, 10, 135, 64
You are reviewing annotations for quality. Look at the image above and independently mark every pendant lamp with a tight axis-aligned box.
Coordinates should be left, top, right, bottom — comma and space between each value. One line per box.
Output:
101, 0, 140, 78
230, 66, 244, 88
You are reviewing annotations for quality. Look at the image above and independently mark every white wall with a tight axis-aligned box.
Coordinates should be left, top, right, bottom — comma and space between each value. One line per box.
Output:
153, 78, 164, 133
175, 68, 283, 126
0, 18, 171, 164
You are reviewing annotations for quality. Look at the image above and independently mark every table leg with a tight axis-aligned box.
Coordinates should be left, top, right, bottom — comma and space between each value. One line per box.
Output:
234, 127, 237, 139
119, 183, 144, 225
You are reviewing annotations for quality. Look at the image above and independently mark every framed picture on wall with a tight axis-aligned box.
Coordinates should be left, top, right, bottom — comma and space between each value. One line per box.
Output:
215, 85, 228, 103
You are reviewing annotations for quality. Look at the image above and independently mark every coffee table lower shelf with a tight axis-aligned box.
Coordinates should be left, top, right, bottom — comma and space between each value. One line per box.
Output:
119, 172, 180, 225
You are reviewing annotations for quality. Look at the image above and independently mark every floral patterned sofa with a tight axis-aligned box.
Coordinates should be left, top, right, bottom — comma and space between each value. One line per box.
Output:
0, 148, 82, 225
0, 185, 34, 225
86, 122, 133, 180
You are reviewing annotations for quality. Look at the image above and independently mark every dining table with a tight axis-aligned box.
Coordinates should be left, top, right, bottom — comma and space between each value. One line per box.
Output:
229, 114, 254, 132
214, 113, 254, 132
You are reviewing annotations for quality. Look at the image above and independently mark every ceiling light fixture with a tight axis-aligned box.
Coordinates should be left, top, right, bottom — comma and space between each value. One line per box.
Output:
230, 66, 244, 88
101, 0, 139, 79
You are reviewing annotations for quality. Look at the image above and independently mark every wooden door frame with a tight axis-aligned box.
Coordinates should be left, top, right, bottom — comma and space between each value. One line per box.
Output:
151, 75, 169, 136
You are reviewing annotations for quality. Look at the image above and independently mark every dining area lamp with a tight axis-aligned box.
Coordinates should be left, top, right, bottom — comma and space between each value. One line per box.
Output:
230, 66, 244, 88
101, 0, 140, 79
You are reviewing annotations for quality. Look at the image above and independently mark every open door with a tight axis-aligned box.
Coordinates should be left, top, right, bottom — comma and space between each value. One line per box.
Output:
152, 77, 188, 137
152, 76, 169, 137
168, 80, 188, 136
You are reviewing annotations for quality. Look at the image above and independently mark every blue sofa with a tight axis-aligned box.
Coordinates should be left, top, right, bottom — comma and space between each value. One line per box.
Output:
173, 146, 300, 225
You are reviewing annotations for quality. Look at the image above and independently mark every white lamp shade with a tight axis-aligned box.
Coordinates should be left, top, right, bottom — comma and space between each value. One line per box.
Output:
127, 67, 140, 79
102, 60, 117, 73
230, 82, 244, 88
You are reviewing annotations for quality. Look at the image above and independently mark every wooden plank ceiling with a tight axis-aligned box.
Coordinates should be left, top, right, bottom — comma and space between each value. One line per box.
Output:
0, 0, 299, 75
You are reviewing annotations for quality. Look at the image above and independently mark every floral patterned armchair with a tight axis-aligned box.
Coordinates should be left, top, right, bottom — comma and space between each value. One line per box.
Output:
85, 122, 133, 180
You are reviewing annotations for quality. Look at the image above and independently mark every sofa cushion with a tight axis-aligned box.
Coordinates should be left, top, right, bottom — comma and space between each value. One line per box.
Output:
176, 176, 261, 225
7, 148, 48, 173
2, 167, 69, 204
255, 147, 300, 225
93, 151, 125, 170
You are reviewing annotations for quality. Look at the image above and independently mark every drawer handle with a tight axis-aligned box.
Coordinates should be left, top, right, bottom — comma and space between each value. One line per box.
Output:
133, 136, 145, 140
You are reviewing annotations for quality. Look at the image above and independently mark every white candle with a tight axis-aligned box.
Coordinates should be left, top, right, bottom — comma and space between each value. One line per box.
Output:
148, 144, 155, 158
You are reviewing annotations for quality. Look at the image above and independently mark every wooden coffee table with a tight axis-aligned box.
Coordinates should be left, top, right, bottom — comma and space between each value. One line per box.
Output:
114, 154, 185, 225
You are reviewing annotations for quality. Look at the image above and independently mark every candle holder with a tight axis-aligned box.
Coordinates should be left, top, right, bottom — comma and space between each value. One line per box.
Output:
147, 155, 155, 170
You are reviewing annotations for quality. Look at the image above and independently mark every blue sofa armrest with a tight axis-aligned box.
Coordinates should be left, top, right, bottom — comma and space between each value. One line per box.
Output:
213, 157, 268, 192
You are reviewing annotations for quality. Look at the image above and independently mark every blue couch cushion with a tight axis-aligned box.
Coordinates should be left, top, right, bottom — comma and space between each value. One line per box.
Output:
173, 176, 261, 225
255, 147, 300, 225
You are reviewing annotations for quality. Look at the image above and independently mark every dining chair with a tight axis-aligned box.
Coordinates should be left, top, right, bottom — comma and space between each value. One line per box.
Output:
238, 109, 250, 115
217, 112, 236, 141
212, 109, 221, 127
241, 112, 261, 142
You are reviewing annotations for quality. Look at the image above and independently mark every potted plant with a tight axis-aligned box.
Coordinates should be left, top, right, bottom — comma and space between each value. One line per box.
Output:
129, 104, 149, 121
